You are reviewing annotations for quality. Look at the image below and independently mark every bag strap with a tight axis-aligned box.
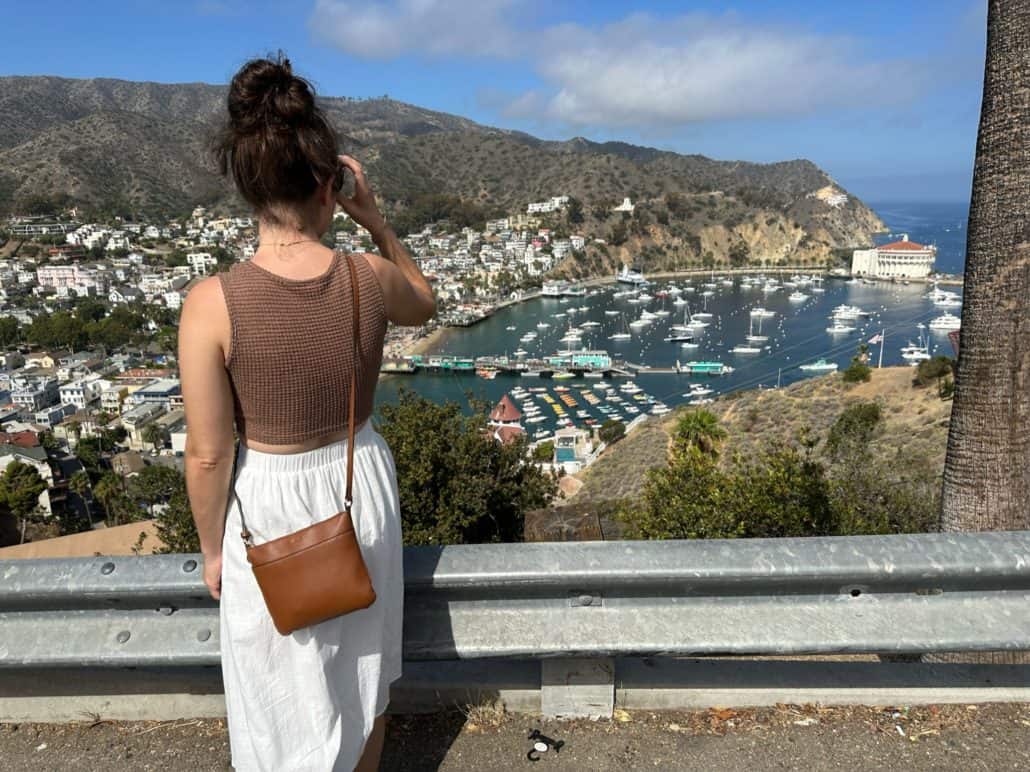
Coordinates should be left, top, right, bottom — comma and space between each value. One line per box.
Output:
232, 252, 362, 547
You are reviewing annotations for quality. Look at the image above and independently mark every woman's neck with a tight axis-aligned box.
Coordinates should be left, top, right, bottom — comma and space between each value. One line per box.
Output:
257, 220, 323, 249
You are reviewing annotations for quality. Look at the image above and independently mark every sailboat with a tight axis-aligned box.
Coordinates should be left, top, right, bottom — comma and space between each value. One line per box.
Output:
901, 324, 932, 364
670, 304, 694, 333
609, 313, 632, 340
691, 293, 714, 321
746, 314, 768, 343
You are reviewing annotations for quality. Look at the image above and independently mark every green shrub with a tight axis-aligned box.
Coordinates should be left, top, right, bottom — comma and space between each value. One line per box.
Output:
598, 419, 626, 445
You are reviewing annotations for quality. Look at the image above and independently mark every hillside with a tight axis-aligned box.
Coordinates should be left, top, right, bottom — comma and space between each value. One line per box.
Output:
566, 367, 951, 506
0, 75, 885, 269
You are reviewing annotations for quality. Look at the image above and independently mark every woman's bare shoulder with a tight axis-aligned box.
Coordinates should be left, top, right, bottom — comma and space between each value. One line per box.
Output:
181, 275, 231, 334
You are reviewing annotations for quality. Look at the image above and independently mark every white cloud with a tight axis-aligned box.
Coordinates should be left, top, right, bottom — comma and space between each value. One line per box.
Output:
309, 4, 932, 128
309, 0, 522, 59
519, 14, 928, 128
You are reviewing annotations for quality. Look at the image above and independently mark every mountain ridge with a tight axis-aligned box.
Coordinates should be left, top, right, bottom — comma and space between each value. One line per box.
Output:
0, 74, 884, 270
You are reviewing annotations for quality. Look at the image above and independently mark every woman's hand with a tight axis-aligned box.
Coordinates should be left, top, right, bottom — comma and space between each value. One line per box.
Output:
203, 552, 223, 600
335, 154, 386, 239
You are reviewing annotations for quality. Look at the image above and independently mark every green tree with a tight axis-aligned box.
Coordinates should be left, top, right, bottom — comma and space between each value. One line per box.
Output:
0, 463, 48, 539
532, 441, 555, 463
376, 388, 557, 545
729, 240, 751, 267
607, 220, 628, 246
68, 470, 94, 527
726, 446, 834, 538
619, 444, 739, 540
93, 472, 125, 525
672, 409, 727, 456
598, 419, 625, 445
154, 488, 200, 553
565, 196, 584, 225
842, 343, 872, 383
914, 358, 951, 389
128, 464, 183, 517
826, 402, 882, 458
0, 317, 19, 346
142, 423, 168, 453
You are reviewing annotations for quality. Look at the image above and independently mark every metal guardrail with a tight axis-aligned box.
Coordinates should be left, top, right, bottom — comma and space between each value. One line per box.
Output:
1, 532, 1029, 670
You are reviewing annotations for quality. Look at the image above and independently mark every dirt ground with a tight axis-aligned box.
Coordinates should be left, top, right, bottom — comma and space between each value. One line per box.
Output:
3, 703, 1028, 771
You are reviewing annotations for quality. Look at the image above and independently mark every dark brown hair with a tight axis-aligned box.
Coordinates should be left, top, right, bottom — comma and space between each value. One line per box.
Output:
215, 52, 339, 223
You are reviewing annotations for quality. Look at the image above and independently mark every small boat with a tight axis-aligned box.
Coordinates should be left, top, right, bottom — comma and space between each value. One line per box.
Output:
553, 371, 576, 380
521, 370, 541, 377
750, 307, 775, 318
505, 325, 517, 331
536, 321, 550, 329
664, 334, 695, 342
476, 368, 498, 379
526, 415, 547, 424
788, 291, 809, 303
513, 348, 528, 357
731, 344, 762, 354
604, 310, 621, 316
826, 322, 856, 334
928, 313, 961, 331
799, 359, 838, 372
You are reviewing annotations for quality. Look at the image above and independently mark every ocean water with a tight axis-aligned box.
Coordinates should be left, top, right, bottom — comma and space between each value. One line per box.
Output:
870, 200, 969, 275
373, 200, 969, 429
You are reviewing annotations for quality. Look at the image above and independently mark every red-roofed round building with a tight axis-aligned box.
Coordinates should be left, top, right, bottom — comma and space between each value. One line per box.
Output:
851, 234, 936, 279
486, 394, 525, 444
489, 394, 522, 424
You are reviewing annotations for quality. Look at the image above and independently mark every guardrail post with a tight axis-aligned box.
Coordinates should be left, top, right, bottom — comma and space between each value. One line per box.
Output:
540, 657, 614, 719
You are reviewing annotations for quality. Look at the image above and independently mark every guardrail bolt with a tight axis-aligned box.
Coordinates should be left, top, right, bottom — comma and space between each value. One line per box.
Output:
116, 630, 131, 644
101, 562, 116, 575
197, 629, 211, 642
183, 559, 198, 573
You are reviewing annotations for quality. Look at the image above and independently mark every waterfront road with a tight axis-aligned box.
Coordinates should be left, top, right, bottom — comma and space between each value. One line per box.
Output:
3, 703, 1027, 770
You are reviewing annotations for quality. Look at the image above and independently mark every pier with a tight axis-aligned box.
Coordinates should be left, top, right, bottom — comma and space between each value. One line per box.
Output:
381, 351, 732, 378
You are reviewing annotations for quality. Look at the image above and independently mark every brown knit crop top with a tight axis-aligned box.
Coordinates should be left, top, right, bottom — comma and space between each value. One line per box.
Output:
218, 251, 387, 444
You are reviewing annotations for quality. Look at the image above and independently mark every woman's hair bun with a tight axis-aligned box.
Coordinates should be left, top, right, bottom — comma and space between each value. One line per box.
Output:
226, 51, 316, 134
214, 52, 340, 223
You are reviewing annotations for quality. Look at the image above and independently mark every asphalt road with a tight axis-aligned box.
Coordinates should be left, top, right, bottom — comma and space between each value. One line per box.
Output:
3, 703, 1029, 771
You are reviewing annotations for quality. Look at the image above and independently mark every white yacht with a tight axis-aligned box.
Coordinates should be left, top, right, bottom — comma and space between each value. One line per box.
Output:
929, 313, 961, 331
799, 359, 838, 372
788, 291, 810, 303
731, 344, 762, 354
616, 265, 647, 285
826, 321, 856, 334
750, 307, 776, 319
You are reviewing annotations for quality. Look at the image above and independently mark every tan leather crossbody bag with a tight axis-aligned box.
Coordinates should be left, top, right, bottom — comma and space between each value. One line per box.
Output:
227, 254, 376, 635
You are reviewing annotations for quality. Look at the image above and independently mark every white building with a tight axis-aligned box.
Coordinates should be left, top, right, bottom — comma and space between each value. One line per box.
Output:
851, 235, 936, 279
188, 252, 218, 276
612, 197, 635, 213
527, 196, 569, 214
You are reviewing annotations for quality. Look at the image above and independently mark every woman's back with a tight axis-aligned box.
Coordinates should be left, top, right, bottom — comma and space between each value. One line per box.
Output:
218, 251, 386, 445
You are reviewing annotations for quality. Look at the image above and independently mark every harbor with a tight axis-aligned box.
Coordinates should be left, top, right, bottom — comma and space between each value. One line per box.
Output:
377, 269, 963, 435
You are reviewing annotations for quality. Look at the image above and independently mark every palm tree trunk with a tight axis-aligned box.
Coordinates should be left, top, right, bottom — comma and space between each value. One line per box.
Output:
941, 0, 1030, 532
934, 0, 1030, 666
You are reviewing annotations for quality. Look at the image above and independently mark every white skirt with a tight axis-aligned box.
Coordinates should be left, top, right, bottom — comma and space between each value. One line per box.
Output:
219, 421, 404, 771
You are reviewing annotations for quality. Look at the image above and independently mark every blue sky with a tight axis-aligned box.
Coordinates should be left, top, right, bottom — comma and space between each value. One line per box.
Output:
1, 1, 986, 202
